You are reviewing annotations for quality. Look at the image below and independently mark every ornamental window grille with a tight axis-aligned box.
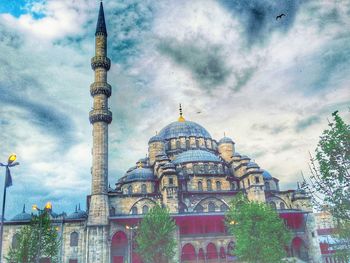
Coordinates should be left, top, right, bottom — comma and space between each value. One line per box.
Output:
220, 204, 228, 212
110, 207, 116, 216
207, 180, 212, 191
70, 232, 79, 247
255, 177, 260, 184
280, 202, 285, 210
142, 205, 149, 214
208, 202, 216, 212
230, 182, 236, 190
131, 207, 138, 215
198, 181, 203, 191
193, 165, 199, 174
176, 140, 181, 149
218, 165, 223, 173
204, 164, 209, 174
195, 204, 204, 213
169, 178, 174, 185
216, 181, 222, 191
270, 201, 277, 210
128, 185, 133, 195
141, 184, 147, 194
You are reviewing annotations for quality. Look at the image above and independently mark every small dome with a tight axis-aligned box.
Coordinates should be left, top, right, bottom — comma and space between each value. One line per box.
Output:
159, 120, 211, 140
148, 134, 164, 144
173, 150, 221, 164
240, 155, 250, 160
218, 136, 234, 144
262, 170, 273, 180
233, 152, 241, 157
247, 162, 260, 169
66, 205, 88, 220
125, 167, 155, 183
11, 205, 31, 222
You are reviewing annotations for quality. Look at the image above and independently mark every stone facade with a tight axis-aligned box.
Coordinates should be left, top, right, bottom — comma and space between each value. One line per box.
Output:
0, 2, 322, 263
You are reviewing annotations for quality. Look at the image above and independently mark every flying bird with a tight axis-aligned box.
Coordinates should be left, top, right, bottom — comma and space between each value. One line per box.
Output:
276, 13, 286, 20
197, 111, 202, 114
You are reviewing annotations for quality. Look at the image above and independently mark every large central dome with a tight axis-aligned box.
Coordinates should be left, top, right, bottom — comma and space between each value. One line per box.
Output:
159, 120, 212, 140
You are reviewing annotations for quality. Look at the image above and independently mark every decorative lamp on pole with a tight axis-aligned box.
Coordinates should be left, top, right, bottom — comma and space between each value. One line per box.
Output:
126, 225, 138, 263
0, 154, 19, 261
32, 201, 52, 263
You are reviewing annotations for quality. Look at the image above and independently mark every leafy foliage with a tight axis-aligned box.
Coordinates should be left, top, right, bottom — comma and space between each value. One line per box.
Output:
303, 111, 350, 220
135, 204, 177, 263
225, 194, 291, 263
6, 210, 60, 263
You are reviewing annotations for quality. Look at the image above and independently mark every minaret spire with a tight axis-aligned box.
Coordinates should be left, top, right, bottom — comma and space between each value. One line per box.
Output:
95, 1, 107, 36
178, 103, 185, 122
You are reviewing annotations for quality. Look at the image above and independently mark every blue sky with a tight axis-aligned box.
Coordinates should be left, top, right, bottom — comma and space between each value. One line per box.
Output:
0, 0, 349, 219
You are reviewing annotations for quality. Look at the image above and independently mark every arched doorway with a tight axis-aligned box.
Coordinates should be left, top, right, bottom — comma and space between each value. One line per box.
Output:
111, 231, 128, 263
198, 248, 205, 263
206, 243, 218, 262
291, 237, 309, 262
181, 243, 196, 262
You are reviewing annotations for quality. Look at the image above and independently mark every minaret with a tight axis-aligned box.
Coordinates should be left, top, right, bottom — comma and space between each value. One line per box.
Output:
88, 1, 111, 226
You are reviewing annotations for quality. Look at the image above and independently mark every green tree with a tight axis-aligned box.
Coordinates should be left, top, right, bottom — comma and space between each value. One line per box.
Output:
6, 210, 60, 263
135, 204, 177, 263
303, 111, 350, 221
302, 111, 350, 261
225, 194, 291, 263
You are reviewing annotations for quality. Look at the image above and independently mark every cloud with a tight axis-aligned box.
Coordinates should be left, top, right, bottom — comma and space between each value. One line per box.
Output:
157, 39, 231, 90
295, 115, 321, 133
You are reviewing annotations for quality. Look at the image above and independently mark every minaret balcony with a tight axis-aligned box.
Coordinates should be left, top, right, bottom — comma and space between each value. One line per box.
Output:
91, 56, 111, 70
89, 109, 112, 124
90, 82, 112, 97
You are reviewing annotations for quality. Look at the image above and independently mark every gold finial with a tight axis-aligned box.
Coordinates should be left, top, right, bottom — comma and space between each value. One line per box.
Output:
178, 103, 185, 122
137, 161, 143, 169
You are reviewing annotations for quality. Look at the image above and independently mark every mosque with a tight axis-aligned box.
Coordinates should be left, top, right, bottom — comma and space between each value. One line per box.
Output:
2, 2, 322, 263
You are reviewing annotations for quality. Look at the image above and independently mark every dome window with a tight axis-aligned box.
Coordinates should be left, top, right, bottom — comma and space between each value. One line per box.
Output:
198, 181, 203, 191
186, 140, 190, 149
131, 207, 138, 215
70, 232, 79, 247
270, 201, 277, 210
207, 180, 212, 191
141, 184, 147, 194
195, 204, 204, 213
216, 181, 221, 191
128, 185, 133, 195
220, 204, 228, 212
176, 140, 181, 149
280, 202, 285, 210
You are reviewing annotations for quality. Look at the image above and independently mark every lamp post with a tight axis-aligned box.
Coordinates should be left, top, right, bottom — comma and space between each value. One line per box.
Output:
126, 225, 138, 263
32, 202, 52, 263
0, 154, 19, 261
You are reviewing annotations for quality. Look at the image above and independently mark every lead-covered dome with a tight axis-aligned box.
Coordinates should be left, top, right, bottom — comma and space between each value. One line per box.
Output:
173, 149, 221, 164
11, 205, 31, 222
159, 121, 211, 140
124, 167, 155, 183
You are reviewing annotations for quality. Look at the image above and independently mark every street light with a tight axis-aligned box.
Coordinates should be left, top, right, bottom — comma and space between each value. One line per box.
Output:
0, 154, 19, 261
32, 202, 52, 263
126, 225, 138, 263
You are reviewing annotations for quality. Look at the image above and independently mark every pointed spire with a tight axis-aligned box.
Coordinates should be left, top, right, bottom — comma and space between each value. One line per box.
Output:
178, 103, 185, 122
78, 203, 81, 210
75, 205, 78, 213
95, 1, 107, 36
22, 204, 26, 213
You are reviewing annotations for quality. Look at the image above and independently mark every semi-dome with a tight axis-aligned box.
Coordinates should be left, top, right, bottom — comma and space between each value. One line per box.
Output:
247, 162, 260, 169
173, 150, 221, 164
159, 120, 211, 140
124, 167, 155, 183
66, 205, 88, 220
218, 136, 234, 144
11, 205, 31, 222
148, 134, 164, 144
262, 170, 273, 180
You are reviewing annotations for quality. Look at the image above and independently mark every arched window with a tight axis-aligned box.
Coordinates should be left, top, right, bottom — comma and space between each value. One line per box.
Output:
131, 206, 138, 215
195, 204, 204, 213
208, 202, 216, 212
227, 241, 235, 257
181, 243, 196, 261
265, 182, 270, 191
176, 140, 181, 149
204, 164, 209, 173
220, 204, 228, 212
70, 232, 79, 247
141, 184, 147, 194
207, 180, 212, 191
206, 243, 218, 260
193, 165, 199, 174
128, 185, 133, 195
12, 233, 20, 249
196, 139, 199, 148
186, 140, 190, 149
280, 202, 285, 210
142, 205, 149, 214
230, 182, 236, 190
216, 181, 221, 191
270, 201, 277, 210
198, 181, 203, 191
218, 165, 223, 173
